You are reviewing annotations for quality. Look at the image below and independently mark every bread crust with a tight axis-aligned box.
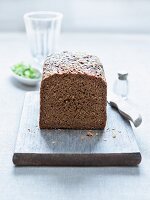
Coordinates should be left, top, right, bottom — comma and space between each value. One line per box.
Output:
39, 51, 107, 129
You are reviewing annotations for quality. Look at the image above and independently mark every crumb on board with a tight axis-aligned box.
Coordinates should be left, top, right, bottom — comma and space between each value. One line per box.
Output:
86, 130, 96, 137
81, 131, 98, 140
28, 128, 30, 132
52, 141, 56, 144
112, 130, 117, 138
105, 128, 110, 132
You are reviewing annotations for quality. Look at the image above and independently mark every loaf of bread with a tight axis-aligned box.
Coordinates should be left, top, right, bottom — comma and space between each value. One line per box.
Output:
39, 51, 107, 129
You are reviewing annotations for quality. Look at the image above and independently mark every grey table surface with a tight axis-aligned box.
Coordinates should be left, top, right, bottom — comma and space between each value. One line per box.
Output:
0, 32, 150, 200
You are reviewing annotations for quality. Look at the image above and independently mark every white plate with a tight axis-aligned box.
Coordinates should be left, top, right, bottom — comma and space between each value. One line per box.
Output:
10, 66, 42, 86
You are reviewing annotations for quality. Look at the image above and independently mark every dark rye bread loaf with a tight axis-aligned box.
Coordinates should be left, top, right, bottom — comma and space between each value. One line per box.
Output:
39, 51, 107, 129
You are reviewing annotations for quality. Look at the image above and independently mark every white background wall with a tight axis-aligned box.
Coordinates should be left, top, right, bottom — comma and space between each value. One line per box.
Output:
0, 0, 150, 33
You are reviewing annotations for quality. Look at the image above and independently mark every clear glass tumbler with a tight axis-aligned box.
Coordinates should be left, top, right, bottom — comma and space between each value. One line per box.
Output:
24, 11, 63, 66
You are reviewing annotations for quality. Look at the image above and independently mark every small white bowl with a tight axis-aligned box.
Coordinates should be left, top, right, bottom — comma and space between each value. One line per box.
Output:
10, 66, 42, 86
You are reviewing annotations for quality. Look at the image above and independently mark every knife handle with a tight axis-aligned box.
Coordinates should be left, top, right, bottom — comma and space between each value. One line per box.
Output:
109, 98, 142, 127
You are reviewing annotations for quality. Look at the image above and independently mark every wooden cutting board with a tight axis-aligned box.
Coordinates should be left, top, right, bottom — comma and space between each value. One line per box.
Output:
13, 92, 141, 166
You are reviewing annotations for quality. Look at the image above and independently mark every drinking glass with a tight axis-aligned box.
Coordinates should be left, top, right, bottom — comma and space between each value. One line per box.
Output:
24, 11, 63, 67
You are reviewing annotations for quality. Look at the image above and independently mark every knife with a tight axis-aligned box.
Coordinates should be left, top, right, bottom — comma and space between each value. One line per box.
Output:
107, 92, 142, 127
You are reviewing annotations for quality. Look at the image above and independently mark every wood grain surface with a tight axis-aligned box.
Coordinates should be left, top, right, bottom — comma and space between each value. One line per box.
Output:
13, 92, 141, 166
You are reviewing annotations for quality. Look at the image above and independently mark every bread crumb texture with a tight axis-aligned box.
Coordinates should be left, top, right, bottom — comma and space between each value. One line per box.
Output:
40, 51, 107, 129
